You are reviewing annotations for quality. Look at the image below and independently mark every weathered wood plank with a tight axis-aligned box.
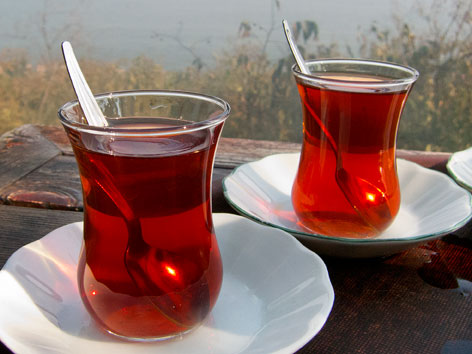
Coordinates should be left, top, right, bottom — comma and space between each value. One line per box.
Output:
32, 125, 303, 166
0, 155, 82, 210
0, 205, 83, 268
215, 136, 301, 167
36, 125, 74, 155
0, 125, 61, 191
0, 125, 455, 212
19, 125, 454, 169
216, 139, 452, 170
0, 154, 234, 213
397, 148, 451, 173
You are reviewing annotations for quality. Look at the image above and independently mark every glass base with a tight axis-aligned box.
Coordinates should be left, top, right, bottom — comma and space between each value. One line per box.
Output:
105, 325, 198, 342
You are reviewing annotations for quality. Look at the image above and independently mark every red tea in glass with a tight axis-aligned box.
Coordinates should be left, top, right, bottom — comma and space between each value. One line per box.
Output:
291, 60, 418, 238
59, 91, 230, 340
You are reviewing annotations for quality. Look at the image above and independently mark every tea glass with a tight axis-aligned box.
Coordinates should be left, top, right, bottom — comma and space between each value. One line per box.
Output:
291, 59, 419, 238
58, 90, 230, 341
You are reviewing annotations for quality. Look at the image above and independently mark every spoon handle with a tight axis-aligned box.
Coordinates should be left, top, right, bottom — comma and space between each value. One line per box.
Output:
282, 20, 310, 75
61, 41, 108, 127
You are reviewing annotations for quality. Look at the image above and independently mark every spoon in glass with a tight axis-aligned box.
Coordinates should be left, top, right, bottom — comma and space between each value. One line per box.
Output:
61, 41, 108, 127
282, 19, 391, 234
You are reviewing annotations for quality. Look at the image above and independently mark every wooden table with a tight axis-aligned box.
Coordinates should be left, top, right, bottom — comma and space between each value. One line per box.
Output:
1, 125, 471, 353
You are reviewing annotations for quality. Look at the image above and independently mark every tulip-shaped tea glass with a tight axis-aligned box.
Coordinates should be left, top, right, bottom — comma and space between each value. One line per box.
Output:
59, 90, 230, 340
291, 59, 418, 238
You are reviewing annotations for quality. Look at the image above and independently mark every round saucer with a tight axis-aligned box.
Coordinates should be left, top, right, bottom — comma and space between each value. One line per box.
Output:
223, 153, 472, 258
447, 147, 472, 191
0, 213, 334, 354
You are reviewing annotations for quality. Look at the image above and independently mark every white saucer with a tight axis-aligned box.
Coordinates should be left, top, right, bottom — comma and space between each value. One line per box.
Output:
447, 147, 472, 191
223, 153, 472, 258
0, 213, 334, 354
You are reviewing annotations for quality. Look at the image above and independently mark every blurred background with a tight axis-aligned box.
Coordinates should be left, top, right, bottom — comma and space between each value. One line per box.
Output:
1, 0, 471, 151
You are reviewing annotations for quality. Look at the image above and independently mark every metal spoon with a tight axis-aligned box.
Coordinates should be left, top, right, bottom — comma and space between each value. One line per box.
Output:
282, 19, 391, 234
61, 41, 108, 127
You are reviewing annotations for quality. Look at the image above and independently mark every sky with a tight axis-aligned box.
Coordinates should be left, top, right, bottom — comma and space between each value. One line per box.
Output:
0, 0, 429, 69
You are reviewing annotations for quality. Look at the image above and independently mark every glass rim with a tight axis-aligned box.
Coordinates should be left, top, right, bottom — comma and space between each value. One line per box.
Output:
58, 89, 231, 137
291, 58, 419, 91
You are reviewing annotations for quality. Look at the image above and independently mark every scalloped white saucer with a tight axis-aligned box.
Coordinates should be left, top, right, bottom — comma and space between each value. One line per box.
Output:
223, 153, 472, 258
447, 147, 472, 191
0, 213, 334, 354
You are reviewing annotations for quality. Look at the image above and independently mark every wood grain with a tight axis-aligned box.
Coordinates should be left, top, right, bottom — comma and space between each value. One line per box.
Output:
0, 155, 82, 210
215, 136, 301, 167
36, 125, 74, 155
0, 125, 61, 198
0, 205, 83, 268
0, 126, 453, 211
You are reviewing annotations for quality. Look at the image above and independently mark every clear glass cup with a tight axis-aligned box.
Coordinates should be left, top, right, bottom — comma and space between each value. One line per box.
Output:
291, 59, 419, 238
58, 90, 230, 341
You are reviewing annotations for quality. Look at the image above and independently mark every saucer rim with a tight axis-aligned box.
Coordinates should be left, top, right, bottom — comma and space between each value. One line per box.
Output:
223, 153, 472, 245
0, 213, 334, 354
447, 147, 472, 191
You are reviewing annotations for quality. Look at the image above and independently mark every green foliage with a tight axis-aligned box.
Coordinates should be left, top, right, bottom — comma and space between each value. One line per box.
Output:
164, 43, 303, 141
0, 0, 471, 153
358, 0, 472, 151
